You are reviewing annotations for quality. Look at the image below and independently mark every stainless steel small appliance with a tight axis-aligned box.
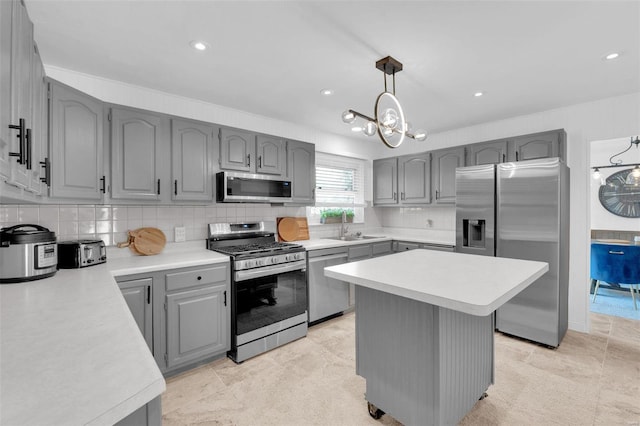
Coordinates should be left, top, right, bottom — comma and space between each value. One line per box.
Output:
216, 171, 293, 203
207, 221, 307, 363
0, 224, 57, 283
57, 239, 106, 268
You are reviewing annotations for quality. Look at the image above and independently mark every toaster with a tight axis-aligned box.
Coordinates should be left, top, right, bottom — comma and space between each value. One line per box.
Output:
57, 239, 106, 268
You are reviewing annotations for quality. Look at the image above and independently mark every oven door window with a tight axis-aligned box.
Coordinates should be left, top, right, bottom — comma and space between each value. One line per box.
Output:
234, 269, 307, 336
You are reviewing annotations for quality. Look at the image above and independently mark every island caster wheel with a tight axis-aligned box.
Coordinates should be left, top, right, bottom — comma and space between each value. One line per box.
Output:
368, 402, 384, 420
479, 392, 489, 401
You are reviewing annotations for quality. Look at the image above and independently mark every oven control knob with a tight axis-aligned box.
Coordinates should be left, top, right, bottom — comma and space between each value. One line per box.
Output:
271, 256, 278, 264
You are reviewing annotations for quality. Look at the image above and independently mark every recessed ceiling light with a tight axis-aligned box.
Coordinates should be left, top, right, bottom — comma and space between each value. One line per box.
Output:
189, 40, 209, 51
605, 52, 620, 60
474, 92, 484, 97
320, 89, 334, 96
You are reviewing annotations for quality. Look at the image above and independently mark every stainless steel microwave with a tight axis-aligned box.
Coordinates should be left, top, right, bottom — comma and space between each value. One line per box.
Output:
216, 171, 293, 203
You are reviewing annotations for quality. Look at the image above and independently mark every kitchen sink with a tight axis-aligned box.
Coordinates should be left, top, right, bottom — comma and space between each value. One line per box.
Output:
328, 235, 385, 241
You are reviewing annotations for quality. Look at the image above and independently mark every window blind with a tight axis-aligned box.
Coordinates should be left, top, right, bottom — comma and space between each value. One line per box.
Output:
315, 152, 365, 207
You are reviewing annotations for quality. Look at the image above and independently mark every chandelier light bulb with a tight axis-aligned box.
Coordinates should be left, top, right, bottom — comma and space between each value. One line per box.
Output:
381, 108, 398, 129
632, 166, 640, 178
363, 121, 377, 136
413, 129, 427, 141
592, 168, 601, 180
342, 110, 356, 124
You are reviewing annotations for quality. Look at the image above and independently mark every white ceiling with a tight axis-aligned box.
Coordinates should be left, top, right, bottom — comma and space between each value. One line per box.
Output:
26, 1, 640, 139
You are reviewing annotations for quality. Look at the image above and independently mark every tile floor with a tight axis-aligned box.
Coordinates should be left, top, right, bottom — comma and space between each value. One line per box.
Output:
162, 312, 640, 425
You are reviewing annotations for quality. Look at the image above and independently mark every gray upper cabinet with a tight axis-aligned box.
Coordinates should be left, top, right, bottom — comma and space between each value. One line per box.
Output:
256, 135, 285, 176
118, 277, 153, 352
171, 118, 216, 201
49, 80, 104, 200
286, 140, 315, 204
373, 157, 398, 205
1, 0, 33, 190
219, 128, 255, 173
27, 43, 46, 195
510, 130, 564, 161
431, 146, 465, 204
466, 140, 508, 166
219, 129, 286, 176
110, 106, 170, 201
165, 264, 230, 370
399, 153, 431, 204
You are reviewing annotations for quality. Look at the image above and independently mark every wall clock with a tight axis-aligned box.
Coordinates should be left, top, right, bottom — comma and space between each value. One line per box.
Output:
598, 168, 640, 218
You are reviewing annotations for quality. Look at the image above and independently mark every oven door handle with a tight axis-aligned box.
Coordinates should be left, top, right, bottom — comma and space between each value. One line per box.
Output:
235, 260, 306, 282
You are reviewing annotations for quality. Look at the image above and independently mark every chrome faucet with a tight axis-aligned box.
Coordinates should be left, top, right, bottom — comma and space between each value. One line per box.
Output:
340, 211, 349, 238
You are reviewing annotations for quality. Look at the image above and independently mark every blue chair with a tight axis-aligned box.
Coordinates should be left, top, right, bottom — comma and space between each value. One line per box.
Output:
591, 243, 640, 310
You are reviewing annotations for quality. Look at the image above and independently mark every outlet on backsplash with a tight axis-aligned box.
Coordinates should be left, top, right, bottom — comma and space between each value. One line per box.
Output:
174, 226, 186, 242
426, 219, 433, 228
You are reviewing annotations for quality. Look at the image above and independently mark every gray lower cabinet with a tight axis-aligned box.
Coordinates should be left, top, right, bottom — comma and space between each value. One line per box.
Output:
393, 240, 455, 252
118, 277, 153, 351
431, 146, 465, 204
109, 106, 171, 201
115, 396, 161, 426
307, 247, 349, 323
171, 118, 216, 201
286, 140, 315, 204
164, 264, 230, 371
48, 79, 104, 200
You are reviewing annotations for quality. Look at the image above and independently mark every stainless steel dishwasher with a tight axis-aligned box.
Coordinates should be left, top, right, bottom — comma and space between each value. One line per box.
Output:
307, 246, 349, 324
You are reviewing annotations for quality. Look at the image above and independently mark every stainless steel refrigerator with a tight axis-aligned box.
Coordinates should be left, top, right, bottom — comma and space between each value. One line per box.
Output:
455, 157, 569, 347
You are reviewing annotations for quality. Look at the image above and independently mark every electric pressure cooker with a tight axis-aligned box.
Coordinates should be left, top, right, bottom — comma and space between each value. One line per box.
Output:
0, 224, 57, 283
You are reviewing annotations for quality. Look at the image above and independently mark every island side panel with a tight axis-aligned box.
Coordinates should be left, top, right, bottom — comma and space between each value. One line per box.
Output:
437, 308, 494, 425
355, 286, 495, 425
355, 286, 437, 425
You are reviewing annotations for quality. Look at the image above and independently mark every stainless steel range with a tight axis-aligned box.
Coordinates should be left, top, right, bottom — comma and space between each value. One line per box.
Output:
207, 222, 307, 363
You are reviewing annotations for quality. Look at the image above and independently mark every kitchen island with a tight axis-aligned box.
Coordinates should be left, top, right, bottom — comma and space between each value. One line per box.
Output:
325, 249, 548, 426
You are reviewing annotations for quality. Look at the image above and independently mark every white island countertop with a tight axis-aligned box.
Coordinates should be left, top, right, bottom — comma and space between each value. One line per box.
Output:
325, 249, 548, 316
0, 242, 229, 426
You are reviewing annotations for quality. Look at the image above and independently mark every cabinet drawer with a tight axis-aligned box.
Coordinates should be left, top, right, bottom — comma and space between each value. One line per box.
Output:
166, 264, 227, 292
395, 241, 420, 251
348, 244, 372, 260
372, 241, 392, 256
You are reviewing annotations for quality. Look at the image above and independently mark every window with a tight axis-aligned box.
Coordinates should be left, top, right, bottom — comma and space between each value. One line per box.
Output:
307, 152, 366, 224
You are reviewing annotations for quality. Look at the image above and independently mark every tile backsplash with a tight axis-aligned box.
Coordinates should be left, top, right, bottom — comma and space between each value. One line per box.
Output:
0, 204, 453, 246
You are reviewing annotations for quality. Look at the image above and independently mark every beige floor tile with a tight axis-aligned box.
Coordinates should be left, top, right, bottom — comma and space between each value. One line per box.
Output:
162, 312, 639, 425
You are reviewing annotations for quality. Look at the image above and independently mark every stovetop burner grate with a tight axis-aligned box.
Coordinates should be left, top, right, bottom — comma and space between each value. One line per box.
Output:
212, 241, 302, 256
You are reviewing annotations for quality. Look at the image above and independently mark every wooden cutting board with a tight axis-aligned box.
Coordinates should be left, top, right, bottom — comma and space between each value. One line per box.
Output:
117, 227, 167, 255
277, 217, 309, 242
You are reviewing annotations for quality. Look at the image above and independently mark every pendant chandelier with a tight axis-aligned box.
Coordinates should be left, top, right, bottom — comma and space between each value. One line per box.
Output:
592, 136, 640, 186
341, 56, 427, 148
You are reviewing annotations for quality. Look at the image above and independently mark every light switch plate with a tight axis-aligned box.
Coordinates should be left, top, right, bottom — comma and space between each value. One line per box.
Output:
174, 226, 186, 242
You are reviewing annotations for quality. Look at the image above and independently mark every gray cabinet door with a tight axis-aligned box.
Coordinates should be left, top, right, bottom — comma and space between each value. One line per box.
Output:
219, 128, 255, 173
119, 278, 153, 352
394, 241, 421, 252
372, 241, 392, 257
49, 80, 104, 200
5, 0, 33, 189
286, 140, 315, 204
171, 118, 215, 201
166, 283, 228, 369
373, 157, 398, 205
256, 135, 285, 176
467, 140, 508, 165
432, 146, 465, 204
27, 43, 46, 195
0, 0, 13, 181
110, 106, 170, 201
399, 153, 431, 204
510, 130, 563, 161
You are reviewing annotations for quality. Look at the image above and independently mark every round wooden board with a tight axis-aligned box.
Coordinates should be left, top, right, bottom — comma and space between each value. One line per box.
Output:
131, 227, 166, 255
278, 217, 300, 242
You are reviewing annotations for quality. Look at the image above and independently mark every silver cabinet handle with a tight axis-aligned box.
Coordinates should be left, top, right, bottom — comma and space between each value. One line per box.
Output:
608, 250, 624, 255
393, 192, 397, 200
247, 154, 251, 167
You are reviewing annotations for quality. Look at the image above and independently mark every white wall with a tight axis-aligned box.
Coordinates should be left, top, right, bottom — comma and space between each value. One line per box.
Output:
590, 137, 640, 231
42, 65, 640, 333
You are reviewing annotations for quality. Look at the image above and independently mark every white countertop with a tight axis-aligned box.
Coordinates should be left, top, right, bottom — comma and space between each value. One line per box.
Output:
325, 249, 548, 316
0, 242, 229, 426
